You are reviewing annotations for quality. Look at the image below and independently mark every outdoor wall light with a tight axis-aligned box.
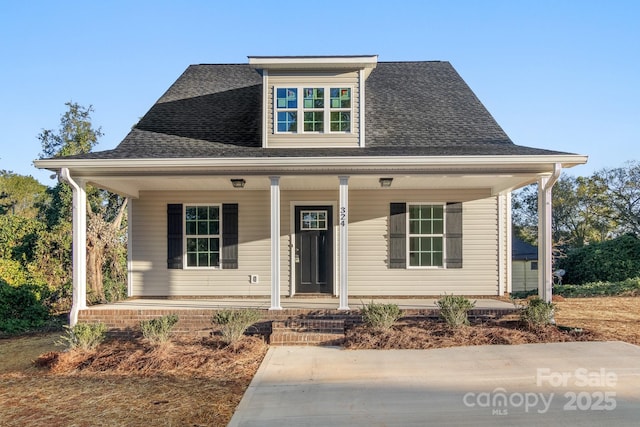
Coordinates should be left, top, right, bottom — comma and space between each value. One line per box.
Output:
230, 178, 246, 188
379, 177, 393, 188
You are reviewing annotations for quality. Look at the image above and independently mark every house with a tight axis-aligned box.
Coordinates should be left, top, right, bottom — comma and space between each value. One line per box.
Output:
511, 236, 539, 293
35, 56, 587, 325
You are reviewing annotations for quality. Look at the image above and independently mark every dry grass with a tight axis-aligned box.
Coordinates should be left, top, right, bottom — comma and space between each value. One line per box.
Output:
1, 296, 639, 426
554, 296, 640, 345
0, 335, 267, 427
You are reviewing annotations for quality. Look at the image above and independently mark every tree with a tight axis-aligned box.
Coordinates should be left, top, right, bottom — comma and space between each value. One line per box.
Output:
0, 171, 47, 217
39, 102, 103, 159
596, 161, 640, 237
512, 175, 614, 249
38, 102, 127, 303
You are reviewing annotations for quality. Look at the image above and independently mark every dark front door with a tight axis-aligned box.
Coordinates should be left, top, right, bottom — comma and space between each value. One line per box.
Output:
295, 206, 333, 294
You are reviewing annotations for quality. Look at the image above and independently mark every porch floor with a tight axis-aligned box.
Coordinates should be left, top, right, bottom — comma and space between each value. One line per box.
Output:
84, 297, 515, 311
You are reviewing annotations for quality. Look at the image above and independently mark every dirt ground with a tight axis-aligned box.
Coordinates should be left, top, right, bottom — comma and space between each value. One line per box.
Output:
1, 296, 638, 426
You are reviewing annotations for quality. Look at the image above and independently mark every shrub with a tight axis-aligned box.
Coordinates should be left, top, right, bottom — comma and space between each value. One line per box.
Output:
436, 294, 475, 327
213, 309, 261, 345
360, 301, 401, 330
58, 322, 107, 351
559, 234, 640, 285
554, 277, 640, 297
520, 297, 555, 328
140, 314, 179, 345
0, 281, 50, 334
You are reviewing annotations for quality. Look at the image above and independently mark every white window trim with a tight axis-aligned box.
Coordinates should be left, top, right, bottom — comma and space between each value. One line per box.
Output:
183, 203, 222, 270
406, 203, 447, 269
274, 85, 354, 134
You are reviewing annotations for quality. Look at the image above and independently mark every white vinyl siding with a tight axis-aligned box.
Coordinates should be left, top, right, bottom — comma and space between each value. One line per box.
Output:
266, 71, 360, 147
130, 190, 271, 297
130, 188, 502, 297
348, 189, 500, 296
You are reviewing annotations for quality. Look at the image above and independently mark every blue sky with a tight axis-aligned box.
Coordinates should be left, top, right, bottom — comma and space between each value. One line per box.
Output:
1, 0, 638, 184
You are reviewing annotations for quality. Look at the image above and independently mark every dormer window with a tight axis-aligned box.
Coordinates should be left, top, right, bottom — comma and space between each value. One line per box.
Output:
249, 55, 378, 147
275, 86, 352, 134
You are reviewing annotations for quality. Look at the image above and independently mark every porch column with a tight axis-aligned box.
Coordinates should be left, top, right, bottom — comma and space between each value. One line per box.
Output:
537, 163, 562, 304
338, 176, 349, 310
269, 176, 282, 310
60, 168, 87, 326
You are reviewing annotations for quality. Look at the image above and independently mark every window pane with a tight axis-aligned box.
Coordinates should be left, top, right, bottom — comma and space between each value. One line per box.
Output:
304, 111, 324, 132
186, 238, 196, 251
433, 237, 443, 251
198, 253, 208, 266
185, 207, 197, 221
277, 112, 297, 132
186, 221, 196, 235
330, 88, 350, 108
432, 219, 443, 234
187, 253, 197, 267
421, 252, 431, 267
303, 88, 324, 108
210, 221, 219, 235
409, 252, 419, 267
197, 220, 208, 235
330, 112, 350, 132
277, 88, 297, 108
433, 252, 443, 266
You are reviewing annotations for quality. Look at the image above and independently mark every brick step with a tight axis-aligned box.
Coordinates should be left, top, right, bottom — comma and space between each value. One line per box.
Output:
270, 318, 345, 346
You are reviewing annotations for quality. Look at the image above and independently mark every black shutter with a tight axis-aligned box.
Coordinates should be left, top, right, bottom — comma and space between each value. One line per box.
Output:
446, 202, 463, 269
167, 204, 183, 269
221, 203, 239, 269
389, 203, 407, 269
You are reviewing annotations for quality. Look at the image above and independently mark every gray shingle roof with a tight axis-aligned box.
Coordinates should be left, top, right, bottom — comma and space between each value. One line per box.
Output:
62, 61, 570, 160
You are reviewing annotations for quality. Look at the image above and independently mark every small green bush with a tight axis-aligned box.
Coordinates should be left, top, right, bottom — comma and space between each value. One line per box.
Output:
555, 277, 640, 297
0, 281, 50, 334
436, 294, 475, 327
520, 297, 555, 328
140, 314, 179, 345
360, 301, 401, 330
58, 322, 107, 351
213, 309, 261, 345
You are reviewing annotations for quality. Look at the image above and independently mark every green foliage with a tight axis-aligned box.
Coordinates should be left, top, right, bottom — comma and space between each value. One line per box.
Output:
520, 297, 555, 328
0, 171, 47, 217
360, 301, 401, 330
58, 322, 107, 351
38, 102, 103, 159
0, 281, 50, 334
559, 234, 640, 285
140, 314, 179, 345
554, 277, 640, 297
103, 277, 127, 303
436, 294, 475, 327
213, 309, 261, 344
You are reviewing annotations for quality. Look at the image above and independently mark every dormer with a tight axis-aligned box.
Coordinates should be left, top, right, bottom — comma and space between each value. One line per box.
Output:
249, 55, 378, 148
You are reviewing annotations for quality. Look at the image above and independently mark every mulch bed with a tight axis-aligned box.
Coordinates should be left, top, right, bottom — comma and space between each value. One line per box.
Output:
344, 318, 600, 349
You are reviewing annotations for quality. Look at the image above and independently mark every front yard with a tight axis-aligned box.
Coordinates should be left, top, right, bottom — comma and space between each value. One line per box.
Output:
0, 296, 639, 426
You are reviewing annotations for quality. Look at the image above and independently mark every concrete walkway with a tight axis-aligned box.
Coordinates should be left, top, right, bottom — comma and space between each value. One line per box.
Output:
228, 342, 640, 426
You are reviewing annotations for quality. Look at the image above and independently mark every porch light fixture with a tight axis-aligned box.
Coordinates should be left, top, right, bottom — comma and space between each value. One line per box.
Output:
379, 177, 393, 188
230, 178, 246, 188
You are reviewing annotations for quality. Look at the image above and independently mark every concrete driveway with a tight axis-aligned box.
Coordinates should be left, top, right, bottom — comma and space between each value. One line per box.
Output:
228, 341, 640, 426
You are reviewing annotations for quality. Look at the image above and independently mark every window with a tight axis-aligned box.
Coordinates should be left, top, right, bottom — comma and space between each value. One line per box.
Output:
408, 204, 444, 267
301, 210, 328, 230
275, 86, 352, 133
531, 261, 538, 270
185, 205, 220, 268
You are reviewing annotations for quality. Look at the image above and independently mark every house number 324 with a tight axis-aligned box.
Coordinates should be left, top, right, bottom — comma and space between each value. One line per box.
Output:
340, 207, 347, 226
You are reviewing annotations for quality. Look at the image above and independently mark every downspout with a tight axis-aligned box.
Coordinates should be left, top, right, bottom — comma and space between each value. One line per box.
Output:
538, 162, 562, 306
59, 168, 87, 326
